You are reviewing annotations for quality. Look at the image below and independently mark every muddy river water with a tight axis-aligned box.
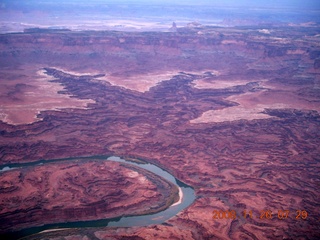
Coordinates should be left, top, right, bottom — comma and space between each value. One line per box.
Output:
0, 156, 195, 239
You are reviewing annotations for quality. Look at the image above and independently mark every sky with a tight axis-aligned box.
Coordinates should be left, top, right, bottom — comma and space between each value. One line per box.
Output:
108, 0, 320, 9
1, 0, 320, 9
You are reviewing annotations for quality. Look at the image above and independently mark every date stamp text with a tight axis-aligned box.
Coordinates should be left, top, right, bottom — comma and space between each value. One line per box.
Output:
212, 210, 308, 220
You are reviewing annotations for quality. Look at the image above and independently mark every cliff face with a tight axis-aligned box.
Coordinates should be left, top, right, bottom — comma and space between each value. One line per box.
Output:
2, 27, 317, 74
0, 25, 320, 239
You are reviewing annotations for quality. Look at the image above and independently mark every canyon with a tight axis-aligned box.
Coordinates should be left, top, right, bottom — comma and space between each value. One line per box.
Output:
0, 24, 319, 239
0, 159, 179, 236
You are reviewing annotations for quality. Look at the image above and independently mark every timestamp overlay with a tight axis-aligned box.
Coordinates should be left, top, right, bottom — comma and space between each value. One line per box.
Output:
212, 209, 310, 221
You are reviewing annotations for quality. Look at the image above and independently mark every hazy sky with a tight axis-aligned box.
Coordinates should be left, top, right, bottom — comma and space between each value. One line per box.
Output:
109, 0, 320, 8
1, 0, 320, 9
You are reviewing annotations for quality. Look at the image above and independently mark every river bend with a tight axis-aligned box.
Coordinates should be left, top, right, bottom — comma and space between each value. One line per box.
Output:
0, 156, 195, 239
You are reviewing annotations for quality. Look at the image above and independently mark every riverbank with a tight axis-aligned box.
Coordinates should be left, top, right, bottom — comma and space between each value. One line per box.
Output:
0, 156, 195, 239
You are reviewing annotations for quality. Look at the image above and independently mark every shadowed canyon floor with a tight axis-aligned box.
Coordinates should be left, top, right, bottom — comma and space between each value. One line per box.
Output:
0, 25, 320, 239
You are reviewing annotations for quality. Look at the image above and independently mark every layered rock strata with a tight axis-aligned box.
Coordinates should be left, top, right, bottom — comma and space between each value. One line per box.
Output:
0, 160, 178, 234
0, 25, 319, 239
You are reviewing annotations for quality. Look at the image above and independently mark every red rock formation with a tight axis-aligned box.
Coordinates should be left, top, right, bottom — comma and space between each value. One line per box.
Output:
0, 25, 319, 239
0, 160, 178, 234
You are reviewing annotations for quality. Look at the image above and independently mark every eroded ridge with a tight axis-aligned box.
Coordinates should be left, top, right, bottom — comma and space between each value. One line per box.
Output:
0, 160, 178, 234
0, 67, 261, 164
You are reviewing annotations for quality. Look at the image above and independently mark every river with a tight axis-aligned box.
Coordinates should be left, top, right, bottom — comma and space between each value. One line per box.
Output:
0, 156, 195, 239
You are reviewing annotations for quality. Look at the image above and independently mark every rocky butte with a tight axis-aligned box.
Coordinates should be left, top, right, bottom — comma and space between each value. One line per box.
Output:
0, 24, 319, 239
